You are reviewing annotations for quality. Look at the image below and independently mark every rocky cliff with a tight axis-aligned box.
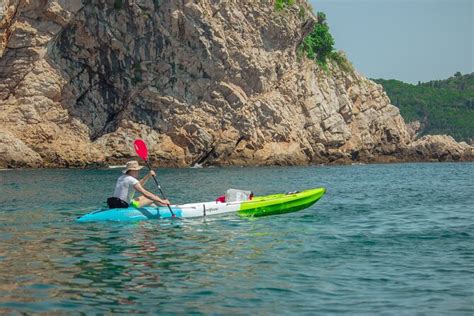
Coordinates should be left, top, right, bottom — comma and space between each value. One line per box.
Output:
0, 0, 472, 168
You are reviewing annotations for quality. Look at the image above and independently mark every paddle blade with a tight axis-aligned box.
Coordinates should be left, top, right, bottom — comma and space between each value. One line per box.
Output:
134, 139, 148, 161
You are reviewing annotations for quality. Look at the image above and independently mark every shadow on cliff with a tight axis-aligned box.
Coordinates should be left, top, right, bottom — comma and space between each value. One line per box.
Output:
47, 1, 176, 142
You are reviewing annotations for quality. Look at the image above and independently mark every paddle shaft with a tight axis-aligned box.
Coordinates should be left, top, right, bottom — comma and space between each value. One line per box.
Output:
144, 159, 175, 217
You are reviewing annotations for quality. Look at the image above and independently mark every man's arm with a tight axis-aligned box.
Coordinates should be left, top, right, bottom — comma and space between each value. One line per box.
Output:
139, 171, 156, 186
133, 182, 170, 206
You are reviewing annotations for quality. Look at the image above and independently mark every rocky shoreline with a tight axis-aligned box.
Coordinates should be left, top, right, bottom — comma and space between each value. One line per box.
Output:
0, 0, 472, 169
2, 139, 473, 169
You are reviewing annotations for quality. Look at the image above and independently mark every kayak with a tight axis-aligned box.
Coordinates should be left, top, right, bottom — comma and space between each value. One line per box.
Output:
76, 187, 326, 223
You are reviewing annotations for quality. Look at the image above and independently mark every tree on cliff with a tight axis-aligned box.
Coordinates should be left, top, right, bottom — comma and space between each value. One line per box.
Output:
301, 12, 335, 67
298, 11, 353, 72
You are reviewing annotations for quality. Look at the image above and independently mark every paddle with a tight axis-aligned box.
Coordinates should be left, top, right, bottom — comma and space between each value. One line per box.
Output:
134, 139, 175, 218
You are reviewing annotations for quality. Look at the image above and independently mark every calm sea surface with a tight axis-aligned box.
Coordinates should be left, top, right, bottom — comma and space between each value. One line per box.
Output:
0, 163, 473, 314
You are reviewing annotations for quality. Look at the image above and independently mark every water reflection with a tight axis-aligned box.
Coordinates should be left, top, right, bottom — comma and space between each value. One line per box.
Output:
1, 165, 473, 313
0, 215, 279, 312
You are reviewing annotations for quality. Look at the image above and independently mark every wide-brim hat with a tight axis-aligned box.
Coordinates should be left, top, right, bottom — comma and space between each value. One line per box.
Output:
122, 160, 144, 173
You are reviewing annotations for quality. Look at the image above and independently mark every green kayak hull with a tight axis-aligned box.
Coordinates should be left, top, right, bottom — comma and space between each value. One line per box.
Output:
238, 187, 326, 217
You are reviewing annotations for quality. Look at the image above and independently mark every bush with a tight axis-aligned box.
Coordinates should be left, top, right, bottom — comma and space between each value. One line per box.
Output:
299, 11, 356, 73
275, 0, 295, 11
300, 12, 335, 67
298, 6, 306, 19
330, 51, 354, 73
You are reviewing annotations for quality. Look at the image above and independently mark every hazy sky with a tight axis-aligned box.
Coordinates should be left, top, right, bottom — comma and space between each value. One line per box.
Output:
309, 0, 473, 83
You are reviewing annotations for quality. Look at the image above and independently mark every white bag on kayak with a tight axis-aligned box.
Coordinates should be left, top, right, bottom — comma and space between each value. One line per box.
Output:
225, 189, 252, 202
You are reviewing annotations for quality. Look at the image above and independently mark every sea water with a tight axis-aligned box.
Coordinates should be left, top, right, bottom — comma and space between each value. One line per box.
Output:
0, 163, 472, 314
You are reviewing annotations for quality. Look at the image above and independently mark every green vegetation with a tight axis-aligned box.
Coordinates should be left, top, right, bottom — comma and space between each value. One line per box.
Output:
374, 73, 474, 142
273, 3, 346, 71
275, 0, 295, 11
329, 51, 354, 73
298, 6, 306, 19
298, 12, 353, 72
300, 12, 334, 68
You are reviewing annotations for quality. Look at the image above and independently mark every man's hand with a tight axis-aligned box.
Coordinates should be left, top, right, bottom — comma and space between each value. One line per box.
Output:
160, 199, 170, 205
149, 170, 156, 177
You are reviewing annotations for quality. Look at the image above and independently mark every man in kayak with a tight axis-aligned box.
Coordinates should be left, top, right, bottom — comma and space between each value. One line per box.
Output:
107, 160, 170, 209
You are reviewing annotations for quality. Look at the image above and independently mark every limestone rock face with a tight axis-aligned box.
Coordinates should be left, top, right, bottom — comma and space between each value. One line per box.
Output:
406, 120, 422, 139
407, 135, 474, 162
0, 0, 472, 167
0, 129, 43, 168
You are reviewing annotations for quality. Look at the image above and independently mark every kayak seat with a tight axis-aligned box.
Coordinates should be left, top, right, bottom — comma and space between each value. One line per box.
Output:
216, 195, 226, 203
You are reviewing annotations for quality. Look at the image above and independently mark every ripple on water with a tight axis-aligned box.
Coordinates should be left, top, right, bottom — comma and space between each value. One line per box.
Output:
0, 163, 473, 314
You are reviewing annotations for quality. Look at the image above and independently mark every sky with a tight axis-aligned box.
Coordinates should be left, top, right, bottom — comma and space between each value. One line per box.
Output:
309, 0, 473, 83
